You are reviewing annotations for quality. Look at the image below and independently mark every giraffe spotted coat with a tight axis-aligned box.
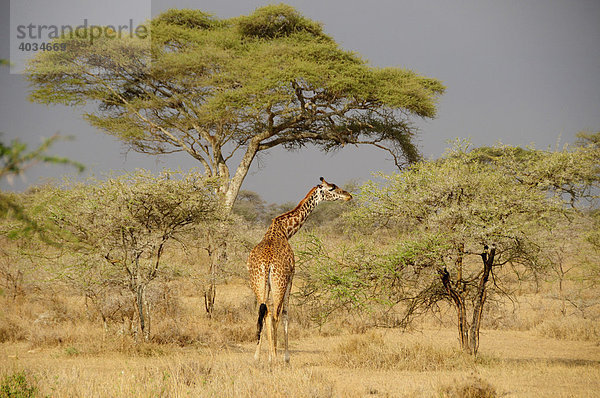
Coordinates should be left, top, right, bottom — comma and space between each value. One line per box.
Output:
247, 177, 352, 363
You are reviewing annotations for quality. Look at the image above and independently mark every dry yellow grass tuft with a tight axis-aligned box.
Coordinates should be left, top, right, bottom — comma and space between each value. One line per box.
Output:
437, 374, 498, 398
535, 317, 600, 341
328, 331, 476, 372
1, 351, 336, 397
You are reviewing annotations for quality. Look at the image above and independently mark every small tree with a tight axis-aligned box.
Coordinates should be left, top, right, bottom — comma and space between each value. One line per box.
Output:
31, 170, 221, 340
233, 190, 267, 224
356, 142, 600, 354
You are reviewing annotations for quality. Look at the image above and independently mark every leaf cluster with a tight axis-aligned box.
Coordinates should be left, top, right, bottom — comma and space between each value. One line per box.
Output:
466, 142, 600, 205
354, 144, 560, 253
235, 4, 326, 39
0, 134, 84, 182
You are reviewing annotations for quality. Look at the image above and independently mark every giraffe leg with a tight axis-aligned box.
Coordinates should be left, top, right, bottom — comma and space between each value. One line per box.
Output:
282, 281, 292, 364
269, 285, 289, 364
282, 308, 289, 363
265, 310, 275, 362
254, 303, 267, 361
272, 308, 281, 362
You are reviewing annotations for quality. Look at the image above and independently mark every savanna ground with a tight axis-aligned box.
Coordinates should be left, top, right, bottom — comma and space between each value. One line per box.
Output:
2, 274, 600, 398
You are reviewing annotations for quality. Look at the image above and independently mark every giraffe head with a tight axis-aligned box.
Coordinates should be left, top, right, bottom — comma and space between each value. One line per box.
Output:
317, 177, 353, 202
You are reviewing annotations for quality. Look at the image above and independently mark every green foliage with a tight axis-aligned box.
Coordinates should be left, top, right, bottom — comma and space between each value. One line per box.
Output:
154, 9, 219, 30
0, 371, 38, 398
236, 4, 326, 39
576, 131, 600, 148
354, 143, 560, 254
296, 233, 449, 326
0, 134, 84, 182
232, 190, 267, 224
30, 170, 222, 276
296, 235, 373, 324
0, 134, 84, 242
299, 141, 595, 332
64, 346, 80, 356
467, 142, 600, 205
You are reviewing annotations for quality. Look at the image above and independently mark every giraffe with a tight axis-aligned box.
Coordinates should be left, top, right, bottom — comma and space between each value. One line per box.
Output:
247, 177, 352, 363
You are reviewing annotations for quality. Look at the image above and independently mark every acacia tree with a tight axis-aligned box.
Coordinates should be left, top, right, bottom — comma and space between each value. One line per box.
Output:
299, 143, 586, 355
355, 142, 599, 355
26, 4, 444, 210
29, 170, 221, 340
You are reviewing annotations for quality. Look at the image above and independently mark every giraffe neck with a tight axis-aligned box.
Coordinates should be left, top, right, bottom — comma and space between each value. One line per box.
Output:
269, 187, 322, 239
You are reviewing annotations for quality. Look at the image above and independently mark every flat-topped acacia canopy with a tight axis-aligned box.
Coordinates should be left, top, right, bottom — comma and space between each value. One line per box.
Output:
27, 4, 445, 210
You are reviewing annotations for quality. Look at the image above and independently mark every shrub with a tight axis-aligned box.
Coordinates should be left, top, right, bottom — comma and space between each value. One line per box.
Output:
0, 371, 38, 398
64, 346, 80, 356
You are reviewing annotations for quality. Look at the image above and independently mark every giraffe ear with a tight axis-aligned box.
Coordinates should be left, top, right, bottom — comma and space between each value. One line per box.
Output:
320, 177, 324, 182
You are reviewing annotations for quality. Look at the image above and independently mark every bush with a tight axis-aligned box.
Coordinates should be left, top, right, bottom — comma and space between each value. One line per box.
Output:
0, 371, 38, 398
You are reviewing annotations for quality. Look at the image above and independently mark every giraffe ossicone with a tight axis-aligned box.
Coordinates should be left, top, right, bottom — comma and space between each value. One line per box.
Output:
247, 177, 352, 363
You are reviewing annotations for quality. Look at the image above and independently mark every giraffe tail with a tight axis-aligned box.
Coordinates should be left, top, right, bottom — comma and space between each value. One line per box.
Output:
256, 303, 267, 342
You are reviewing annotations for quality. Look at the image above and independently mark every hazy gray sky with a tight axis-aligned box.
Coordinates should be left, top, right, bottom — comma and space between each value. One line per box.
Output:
1, 0, 599, 203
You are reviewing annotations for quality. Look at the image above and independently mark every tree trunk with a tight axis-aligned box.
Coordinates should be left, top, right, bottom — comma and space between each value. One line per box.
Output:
468, 244, 495, 356
135, 284, 149, 341
223, 133, 271, 211
144, 294, 152, 340
440, 267, 469, 352
204, 231, 227, 317
558, 263, 566, 316
204, 244, 217, 317
440, 244, 495, 356
199, 140, 261, 316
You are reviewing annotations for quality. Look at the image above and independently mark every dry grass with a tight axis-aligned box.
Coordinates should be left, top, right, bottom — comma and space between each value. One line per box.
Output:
1, 348, 336, 397
535, 317, 600, 341
2, 324, 600, 397
328, 331, 477, 371
1, 277, 600, 397
437, 375, 497, 398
